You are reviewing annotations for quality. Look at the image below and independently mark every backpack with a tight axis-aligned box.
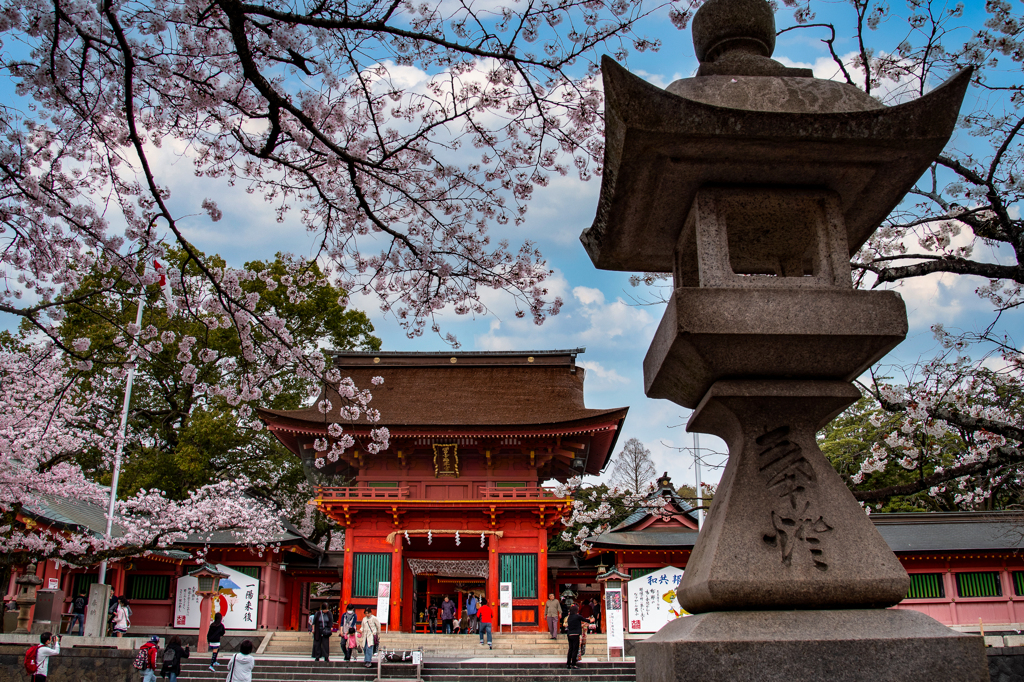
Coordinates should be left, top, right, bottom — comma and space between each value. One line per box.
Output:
133, 644, 153, 670
162, 646, 177, 669
24, 645, 41, 674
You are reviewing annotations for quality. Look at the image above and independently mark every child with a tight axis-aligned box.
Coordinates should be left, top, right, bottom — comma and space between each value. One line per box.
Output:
345, 627, 358, 661
207, 612, 226, 671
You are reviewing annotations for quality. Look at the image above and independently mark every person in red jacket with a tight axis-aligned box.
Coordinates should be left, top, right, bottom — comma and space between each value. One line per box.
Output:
476, 597, 493, 649
140, 636, 160, 682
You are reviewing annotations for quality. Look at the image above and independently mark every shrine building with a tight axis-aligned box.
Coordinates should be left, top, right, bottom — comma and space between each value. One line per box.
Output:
257, 349, 628, 632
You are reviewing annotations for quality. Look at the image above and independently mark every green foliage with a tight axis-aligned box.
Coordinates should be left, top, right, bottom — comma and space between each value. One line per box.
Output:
54, 249, 380, 543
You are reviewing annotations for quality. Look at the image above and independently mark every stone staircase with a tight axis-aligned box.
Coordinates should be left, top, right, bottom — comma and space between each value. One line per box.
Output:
179, 660, 636, 682
260, 631, 610, 659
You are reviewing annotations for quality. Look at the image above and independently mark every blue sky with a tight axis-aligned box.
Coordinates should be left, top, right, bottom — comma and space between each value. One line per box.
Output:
166, 2, 1014, 490
7, 1, 1018, 491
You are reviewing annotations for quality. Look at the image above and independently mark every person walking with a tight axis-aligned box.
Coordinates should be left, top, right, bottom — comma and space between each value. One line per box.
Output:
139, 635, 160, 682
427, 600, 439, 634
476, 597, 493, 649
111, 597, 131, 637
465, 592, 478, 634
340, 604, 358, 661
458, 609, 470, 634
360, 607, 381, 668
68, 591, 87, 636
440, 595, 455, 634
160, 635, 190, 682
591, 597, 602, 635
27, 632, 60, 682
224, 640, 256, 682
311, 602, 334, 662
565, 604, 583, 670
207, 612, 226, 671
544, 593, 561, 640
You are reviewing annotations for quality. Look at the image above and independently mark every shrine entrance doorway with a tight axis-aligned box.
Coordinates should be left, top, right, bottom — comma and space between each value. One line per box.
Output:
407, 558, 489, 632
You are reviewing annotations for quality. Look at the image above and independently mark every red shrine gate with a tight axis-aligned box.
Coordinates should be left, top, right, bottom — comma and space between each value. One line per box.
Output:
258, 349, 628, 632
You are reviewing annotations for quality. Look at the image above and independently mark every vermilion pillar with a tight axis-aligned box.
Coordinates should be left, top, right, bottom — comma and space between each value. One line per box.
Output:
390, 534, 403, 631
341, 530, 355, 610
537, 525, 549, 632
488, 534, 499, 621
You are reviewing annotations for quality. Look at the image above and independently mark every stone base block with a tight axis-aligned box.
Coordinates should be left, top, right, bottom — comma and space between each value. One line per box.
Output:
636, 609, 987, 682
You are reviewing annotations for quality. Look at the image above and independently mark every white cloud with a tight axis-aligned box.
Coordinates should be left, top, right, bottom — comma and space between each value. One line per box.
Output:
577, 360, 629, 390
572, 286, 605, 306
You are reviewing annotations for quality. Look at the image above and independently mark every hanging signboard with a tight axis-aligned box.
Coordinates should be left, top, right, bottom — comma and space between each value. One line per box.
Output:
377, 582, 391, 627
604, 587, 624, 655
626, 566, 687, 633
174, 564, 259, 630
499, 582, 513, 631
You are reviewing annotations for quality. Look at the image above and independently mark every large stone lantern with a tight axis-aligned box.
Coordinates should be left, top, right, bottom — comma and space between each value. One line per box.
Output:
580, 0, 986, 679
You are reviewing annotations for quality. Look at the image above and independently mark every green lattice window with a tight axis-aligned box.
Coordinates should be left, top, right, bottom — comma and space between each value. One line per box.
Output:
495, 482, 527, 487
126, 574, 171, 600
499, 553, 538, 599
630, 567, 658, 580
906, 573, 944, 599
1013, 572, 1024, 596
72, 574, 98, 598
955, 571, 1002, 598
367, 481, 399, 488
227, 566, 261, 580
352, 553, 390, 598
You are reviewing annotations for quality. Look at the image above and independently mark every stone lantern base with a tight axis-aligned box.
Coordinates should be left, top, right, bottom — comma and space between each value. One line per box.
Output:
636, 609, 987, 682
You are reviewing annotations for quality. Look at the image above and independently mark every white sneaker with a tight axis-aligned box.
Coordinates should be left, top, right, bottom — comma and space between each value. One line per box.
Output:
208, 665, 216, 672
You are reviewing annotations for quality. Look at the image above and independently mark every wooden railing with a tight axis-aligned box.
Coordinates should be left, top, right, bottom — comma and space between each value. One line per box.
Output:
317, 485, 567, 501
478, 486, 566, 500
318, 486, 409, 500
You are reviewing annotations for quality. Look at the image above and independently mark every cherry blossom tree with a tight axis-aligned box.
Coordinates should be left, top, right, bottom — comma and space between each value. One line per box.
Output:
552, 476, 668, 552
791, 0, 1024, 509
0, 346, 285, 567
0, 0, 721, 562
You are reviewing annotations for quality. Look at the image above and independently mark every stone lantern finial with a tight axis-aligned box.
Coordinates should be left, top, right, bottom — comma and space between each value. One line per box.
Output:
692, 0, 775, 62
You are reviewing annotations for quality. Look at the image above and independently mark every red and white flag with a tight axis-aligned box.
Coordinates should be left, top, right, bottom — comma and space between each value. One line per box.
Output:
153, 260, 175, 314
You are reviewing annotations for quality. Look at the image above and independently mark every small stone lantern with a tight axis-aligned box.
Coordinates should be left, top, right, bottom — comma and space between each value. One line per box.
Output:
13, 563, 43, 634
189, 564, 227, 653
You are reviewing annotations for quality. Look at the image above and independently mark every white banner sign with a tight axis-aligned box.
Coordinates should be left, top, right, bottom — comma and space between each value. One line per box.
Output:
174, 565, 259, 630
626, 566, 687, 633
377, 582, 391, 626
604, 587, 624, 652
498, 582, 513, 629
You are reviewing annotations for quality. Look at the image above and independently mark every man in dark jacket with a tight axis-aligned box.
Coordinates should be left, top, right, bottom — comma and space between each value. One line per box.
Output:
311, 602, 334, 662
427, 601, 439, 634
68, 592, 87, 636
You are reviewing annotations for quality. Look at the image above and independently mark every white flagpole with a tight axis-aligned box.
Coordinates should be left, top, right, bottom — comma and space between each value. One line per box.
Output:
97, 293, 145, 585
694, 432, 703, 530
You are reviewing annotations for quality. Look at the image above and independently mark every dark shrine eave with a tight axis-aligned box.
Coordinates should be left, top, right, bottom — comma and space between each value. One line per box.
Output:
581, 58, 972, 273
258, 409, 628, 476
256, 349, 629, 474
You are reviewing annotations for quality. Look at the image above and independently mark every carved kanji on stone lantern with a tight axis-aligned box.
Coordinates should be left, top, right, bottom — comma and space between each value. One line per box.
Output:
581, 0, 987, 679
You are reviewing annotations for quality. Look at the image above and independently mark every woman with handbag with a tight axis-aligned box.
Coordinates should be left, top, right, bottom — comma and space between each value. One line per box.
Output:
359, 607, 381, 668
223, 640, 256, 682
